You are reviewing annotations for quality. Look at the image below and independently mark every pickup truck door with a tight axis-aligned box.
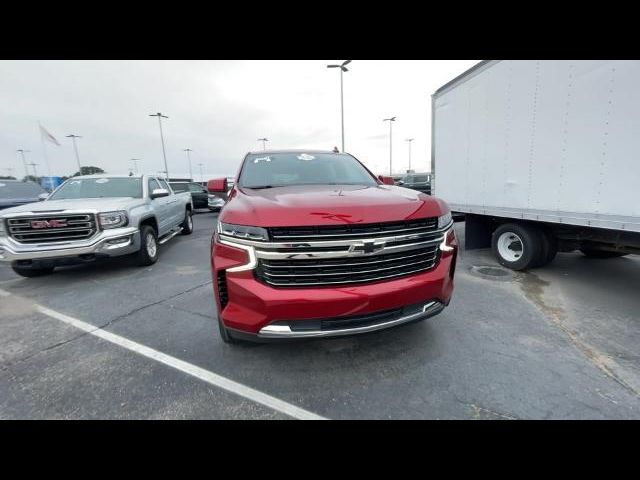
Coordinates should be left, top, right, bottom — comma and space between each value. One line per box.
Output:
148, 177, 172, 236
158, 179, 183, 227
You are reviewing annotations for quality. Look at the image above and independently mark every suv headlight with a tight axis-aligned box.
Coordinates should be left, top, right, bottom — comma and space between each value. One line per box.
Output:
98, 211, 128, 229
438, 212, 452, 229
218, 221, 268, 241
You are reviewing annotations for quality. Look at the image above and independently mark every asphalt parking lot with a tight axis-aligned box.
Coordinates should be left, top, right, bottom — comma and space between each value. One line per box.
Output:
1, 210, 639, 419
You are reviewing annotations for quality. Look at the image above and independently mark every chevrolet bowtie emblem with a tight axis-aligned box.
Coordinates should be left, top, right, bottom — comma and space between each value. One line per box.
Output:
349, 240, 386, 254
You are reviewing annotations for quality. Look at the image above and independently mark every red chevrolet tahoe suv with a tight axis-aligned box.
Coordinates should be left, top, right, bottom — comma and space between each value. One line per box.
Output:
209, 150, 458, 343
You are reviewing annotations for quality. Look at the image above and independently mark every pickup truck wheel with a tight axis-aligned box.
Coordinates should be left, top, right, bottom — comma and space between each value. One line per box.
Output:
11, 265, 54, 277
492, 223, 542, 271
580, 248, 627, 259
181, 209, 193, 235
136, 225, 159, 266
217, 316, 238, 344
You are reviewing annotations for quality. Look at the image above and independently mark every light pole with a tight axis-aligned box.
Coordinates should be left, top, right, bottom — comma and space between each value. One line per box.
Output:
130, 158, 141, 174
66, 134, 82, 173
327, 60, 351, 152
257, 138, 269, 150
405, 138, 414, 172
197, 163, 204, 183
383, 117, 396, 175
28, 162, 39, 179
16, 149, 30, 179
183, 149, 193, 180
149, 112, 170, 180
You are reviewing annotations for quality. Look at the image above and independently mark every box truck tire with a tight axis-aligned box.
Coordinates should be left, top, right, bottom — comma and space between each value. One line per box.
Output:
492, 223, 543, 271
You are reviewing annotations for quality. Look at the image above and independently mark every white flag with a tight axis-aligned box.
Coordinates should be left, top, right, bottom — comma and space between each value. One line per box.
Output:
40, 125, 60, 146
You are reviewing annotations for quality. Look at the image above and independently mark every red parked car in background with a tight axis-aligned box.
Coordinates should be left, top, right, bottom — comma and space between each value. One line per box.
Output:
209, 150, 458, 343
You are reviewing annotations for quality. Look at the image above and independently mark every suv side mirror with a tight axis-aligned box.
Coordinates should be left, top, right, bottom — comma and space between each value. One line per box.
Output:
378, 175, 395, 185
38, 193, 49, 201
150, 188, 170, 199
208, 178, 228, 193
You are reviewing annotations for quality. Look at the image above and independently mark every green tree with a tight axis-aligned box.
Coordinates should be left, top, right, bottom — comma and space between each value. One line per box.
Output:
73, 166, 105, 177
0, 176, 17, 180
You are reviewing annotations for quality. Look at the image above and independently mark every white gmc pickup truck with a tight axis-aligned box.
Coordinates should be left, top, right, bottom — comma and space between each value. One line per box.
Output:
0, 174, 193, 277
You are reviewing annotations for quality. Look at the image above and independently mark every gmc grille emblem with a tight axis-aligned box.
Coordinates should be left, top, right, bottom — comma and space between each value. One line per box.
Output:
31, 219, 68, 229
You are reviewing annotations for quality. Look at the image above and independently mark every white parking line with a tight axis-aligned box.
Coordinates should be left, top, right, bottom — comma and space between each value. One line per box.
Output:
0, 288, 326, 420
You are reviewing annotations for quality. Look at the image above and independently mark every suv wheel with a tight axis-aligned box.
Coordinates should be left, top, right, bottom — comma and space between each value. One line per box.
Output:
217, 315, 238, 344
136, 225, 159, 266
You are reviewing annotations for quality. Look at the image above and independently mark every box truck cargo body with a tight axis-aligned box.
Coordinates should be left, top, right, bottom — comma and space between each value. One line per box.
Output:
432, 60, 640, 270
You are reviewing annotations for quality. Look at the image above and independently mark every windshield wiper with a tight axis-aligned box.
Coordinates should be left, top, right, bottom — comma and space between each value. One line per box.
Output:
244, 185, 279, 189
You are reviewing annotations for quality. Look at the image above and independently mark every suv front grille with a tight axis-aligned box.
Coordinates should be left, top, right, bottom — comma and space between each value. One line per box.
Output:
7, 214, 97, 244
268, 217, 438, 242
255, 245, 440, 287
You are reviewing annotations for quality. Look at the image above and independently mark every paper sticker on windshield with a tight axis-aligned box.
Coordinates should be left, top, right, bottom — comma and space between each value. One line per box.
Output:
297, 154, 315, 161
95, 178, 109, 183
254, 156, 271, 164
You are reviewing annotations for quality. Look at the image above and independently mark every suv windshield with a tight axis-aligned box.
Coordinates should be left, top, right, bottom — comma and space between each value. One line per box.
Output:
239, 152, 378, 188
0, 181, 45, 199
48, 177, 143, 200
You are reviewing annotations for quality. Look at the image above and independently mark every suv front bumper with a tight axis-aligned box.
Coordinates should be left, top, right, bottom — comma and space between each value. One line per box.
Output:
0, 227, 140, 262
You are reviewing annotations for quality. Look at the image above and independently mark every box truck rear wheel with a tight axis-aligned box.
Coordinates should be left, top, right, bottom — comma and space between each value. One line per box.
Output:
492, 223, 542, 271
532, 229, 558, 267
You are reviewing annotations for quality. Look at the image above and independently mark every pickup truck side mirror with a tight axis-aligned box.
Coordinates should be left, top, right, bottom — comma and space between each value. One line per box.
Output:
150, 188, 170, 199
207, 178, 228, 193
38, 193, 49, 201
378, 175, 395, 185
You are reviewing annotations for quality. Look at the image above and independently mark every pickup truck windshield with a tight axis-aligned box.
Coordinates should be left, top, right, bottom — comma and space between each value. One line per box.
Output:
239, 152, 378, 188
48, 177, 143, 200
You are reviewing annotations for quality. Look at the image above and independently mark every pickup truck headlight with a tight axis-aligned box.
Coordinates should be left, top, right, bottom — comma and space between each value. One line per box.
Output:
218, 221, 268, 241
0, 219, 6, 237
437, 212, 452, 229
98, 211, 128, 229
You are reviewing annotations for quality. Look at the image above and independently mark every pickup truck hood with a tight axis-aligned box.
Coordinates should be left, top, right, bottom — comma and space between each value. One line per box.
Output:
222, 184, 449, 227
0, 197, 142, 215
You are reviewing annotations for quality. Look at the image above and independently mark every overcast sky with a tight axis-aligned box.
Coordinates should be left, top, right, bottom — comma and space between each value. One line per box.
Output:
0, 60, 477, 180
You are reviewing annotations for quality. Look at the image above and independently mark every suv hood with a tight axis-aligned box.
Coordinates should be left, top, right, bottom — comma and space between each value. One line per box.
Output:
0, 197, 142, 215
222, 184, 449, 227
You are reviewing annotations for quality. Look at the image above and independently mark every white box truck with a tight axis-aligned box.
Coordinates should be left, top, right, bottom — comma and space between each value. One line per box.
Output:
432, 60, 640, 270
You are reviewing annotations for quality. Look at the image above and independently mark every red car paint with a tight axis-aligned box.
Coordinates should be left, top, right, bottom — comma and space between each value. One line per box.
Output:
210, 151, 457, 340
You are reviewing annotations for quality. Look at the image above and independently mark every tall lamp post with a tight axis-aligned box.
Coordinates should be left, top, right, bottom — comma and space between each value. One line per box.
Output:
66, 134, 82, 173
383, 117, 396, 175
28, 162, 39, 179
198, 163, 204, 183
183, 148, 193, 180
16, 149, 30, 179
405, 138, 414, 172
149, 112, 169, 180
326, 60, 351, 152
130, 158, 141, 174
257, 138, 269, 150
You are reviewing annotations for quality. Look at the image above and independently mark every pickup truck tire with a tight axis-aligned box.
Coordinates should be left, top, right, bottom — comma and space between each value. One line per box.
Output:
217, 315, 238, 344
136, 225, 159, 266
181, 209, 193, 235
579, 248, 628, 259
492, 223, 543, 271
11, 265, 54, 277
